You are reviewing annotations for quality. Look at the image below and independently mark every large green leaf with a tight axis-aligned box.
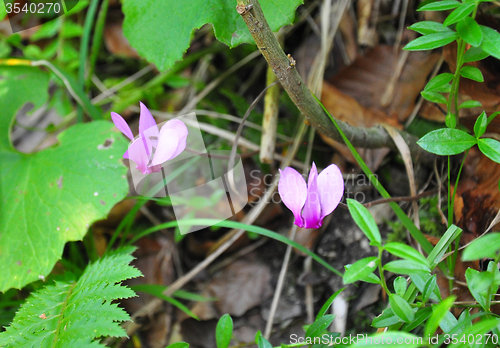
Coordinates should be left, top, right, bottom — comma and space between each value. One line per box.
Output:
417, 128, 476, 155
480, 25, 500, 61
121, 0, 303, 71
0, 66, 129, 292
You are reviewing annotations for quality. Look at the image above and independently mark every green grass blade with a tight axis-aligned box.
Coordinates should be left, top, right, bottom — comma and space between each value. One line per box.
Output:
128, 218, 342, 277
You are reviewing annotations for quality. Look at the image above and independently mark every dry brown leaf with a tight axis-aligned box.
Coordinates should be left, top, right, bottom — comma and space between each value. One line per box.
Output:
454, 148, 500, 238
328, 45, 439, 123
320, 45, 439, 170
339, 9, 358, 63
104, 22, 141, 58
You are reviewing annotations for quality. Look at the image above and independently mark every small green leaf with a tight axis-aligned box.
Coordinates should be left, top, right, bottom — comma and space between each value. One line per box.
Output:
401, 307, 433, 332
422, 275, 438, 302
465, 269, 491, 311
31, 18, 62, 41
474, 111, 487, 138
61, 20, 84, 38
343, 257, 378, 284
363, 272, 382, 284
443, 2, 475, 27
372, 308, 402, 328
463, 46, 490, 63
418, 0, 461, 11
459, 100, 482, 109
488, 111, 500, 126
404, 32, 458, 51
439, 310, 459, 334
456, 17, 483, 47
257, 335, 272, 348
393, 277, 407, 297
384, 242, 430, 267
411, 273, 441, 302
478, 138, 500, 163
417, 128, 476, 155
421, 91, 447, 104
460, 66, 484, 82
215, 314, 233, 348
424, 296, 456, 337
480, 26, 500, 60
384, 260, 430, 274
347, 199, 382, 246
305, 315, 334, 338
470, 271, 494, 295
427, 225, 462, 269
462, 232, 500, 260
446, 114, 456, 130
408, 21, 451, 35
457, 309, 472, 333
316, 288, 345, 320
424, 73, 454, 92
389, 294, 415, 323
166, 343, 189, 348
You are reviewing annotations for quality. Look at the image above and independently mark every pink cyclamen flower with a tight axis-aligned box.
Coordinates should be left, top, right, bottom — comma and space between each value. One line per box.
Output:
278, 162, 344, 228
111, 102, 188, 175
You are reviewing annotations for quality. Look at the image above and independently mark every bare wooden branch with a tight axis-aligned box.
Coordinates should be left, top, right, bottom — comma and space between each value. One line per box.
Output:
237, 0, 436, 165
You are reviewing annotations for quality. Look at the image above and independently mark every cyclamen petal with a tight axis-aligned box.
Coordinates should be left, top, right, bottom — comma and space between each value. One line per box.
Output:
151, 130, 180, 165
159, 119, 188, 160
127, 136, 153, 174
278, 167, 307, 227
138, 102, 158, 136
278, 162, 344, 228
302, 163, 322, 229
111, 103, 189, 175
317, 164, 344, 221
111, 112, 134, 141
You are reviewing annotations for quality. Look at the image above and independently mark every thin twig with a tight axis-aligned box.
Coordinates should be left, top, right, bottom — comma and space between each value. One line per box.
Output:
92, 65, 155, 103
179, 50, 261, 113
236, 0, 436, 166
227, 81, 279, 192
338, 189, 438, 210
264, 224, 298, 339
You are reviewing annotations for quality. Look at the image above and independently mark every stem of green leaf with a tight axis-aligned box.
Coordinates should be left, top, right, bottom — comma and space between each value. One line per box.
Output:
378, 247, 390, 296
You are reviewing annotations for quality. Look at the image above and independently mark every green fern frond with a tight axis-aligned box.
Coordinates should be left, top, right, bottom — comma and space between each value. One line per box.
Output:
0, 247, 142, 348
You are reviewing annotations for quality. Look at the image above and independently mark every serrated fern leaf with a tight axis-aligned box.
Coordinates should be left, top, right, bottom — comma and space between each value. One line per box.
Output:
0, 247, 142, 348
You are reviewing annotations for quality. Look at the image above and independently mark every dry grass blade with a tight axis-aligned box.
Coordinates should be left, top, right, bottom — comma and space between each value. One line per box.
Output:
179, 50, 261, 113
227, 81, 279, 194
382, 124, 420, 229
260, 65, 281, 163
91, 64, 155, 103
